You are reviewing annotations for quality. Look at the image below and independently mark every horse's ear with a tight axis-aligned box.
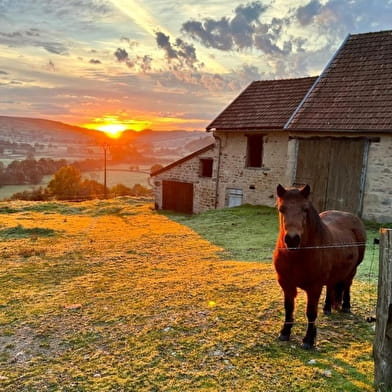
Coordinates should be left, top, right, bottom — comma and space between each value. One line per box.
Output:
300, 184, 311, 198
277, 184, 286, 198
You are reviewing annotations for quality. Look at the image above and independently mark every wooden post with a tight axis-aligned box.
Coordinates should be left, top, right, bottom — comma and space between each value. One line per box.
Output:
374, 228, 392, 392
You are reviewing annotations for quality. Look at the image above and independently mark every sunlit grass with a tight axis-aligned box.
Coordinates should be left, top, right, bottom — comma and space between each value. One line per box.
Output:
0, 198, 379, 391
163, 204, 388, 283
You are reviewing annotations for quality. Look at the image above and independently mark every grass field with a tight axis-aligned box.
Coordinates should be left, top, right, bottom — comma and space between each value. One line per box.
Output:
0, 199, 384, 391
163, 204, 386, 282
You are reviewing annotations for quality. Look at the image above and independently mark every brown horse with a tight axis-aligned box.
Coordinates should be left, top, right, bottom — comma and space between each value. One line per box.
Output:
273, 184, 366, 349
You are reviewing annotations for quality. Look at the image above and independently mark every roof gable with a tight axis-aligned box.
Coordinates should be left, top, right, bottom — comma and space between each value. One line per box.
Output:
151, 143, 215, 176
287, 30, 392, 132
206, 77, 317, 131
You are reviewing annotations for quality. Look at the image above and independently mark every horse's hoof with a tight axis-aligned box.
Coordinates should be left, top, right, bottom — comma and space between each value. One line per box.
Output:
301, 342, 314, 350
279, 334, 290, 342
341, 307, 351, 313
323, 309, 331, 316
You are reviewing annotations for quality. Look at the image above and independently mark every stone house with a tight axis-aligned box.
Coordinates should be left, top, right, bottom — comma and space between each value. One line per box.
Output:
151, 30, 392, 222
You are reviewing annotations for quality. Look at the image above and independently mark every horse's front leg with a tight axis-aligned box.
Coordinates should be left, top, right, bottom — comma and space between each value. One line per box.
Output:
303, 286, 322, 350
279, 287, 297, 341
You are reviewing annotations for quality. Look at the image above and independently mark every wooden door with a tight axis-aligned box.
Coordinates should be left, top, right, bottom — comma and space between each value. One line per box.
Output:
162, 180, 193, 214
294, 138, 368, 214
295, 138, 330, 212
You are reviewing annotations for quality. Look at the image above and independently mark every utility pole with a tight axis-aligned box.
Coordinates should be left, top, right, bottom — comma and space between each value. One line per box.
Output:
102, 143, 109, 199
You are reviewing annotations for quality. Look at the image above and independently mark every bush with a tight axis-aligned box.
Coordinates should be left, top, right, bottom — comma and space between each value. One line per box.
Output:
111, 183, 133, 196
10, 187, 50, 201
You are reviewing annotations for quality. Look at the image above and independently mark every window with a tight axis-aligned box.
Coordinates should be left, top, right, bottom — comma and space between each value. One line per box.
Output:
246, 134, 263, 168
199, 158, 213, 177
225, 188, 243, 207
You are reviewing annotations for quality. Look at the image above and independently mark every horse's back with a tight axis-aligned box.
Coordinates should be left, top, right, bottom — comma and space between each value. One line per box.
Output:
320, 210, 366, 240
320, 210, 366, 266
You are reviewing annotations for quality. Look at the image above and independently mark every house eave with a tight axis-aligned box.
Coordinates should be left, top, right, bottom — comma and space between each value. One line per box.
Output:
208, 126, 285, 133
288, 127, 392, 135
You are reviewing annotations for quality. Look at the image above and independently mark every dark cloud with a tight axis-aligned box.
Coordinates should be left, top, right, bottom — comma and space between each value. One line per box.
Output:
156, 32, 178, 60
0, 28, 68, 55
236, 64, 265, 82
0, 70, 9, 75
114, 48, 129, 62
89, 59, 101, 64
138, 55, 152, 73
182, 19, 232, 51
181, 1, 268, 51
155, 31, 200, 69
295, 0, 392, 35
40, 42, 68, 55
114, 48, 153, 72
296, 0, 323, 26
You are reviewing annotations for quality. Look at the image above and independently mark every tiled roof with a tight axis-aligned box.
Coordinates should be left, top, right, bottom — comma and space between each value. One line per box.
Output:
287, 30, 392, 131
206, 77, 318, 131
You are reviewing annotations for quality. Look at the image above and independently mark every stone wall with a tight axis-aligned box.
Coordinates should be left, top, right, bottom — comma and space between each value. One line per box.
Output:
214, 131, 289, 209
362, 136, 392, 222
151, 145, 217, 213
151, 131, 392, 222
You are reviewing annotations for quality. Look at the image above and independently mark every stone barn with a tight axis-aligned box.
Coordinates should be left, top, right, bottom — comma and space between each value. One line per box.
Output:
151, 29, 392, 222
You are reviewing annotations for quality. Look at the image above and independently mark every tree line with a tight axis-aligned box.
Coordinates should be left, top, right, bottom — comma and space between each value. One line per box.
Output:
0, 157, 103, 186
11, 165, 152, 201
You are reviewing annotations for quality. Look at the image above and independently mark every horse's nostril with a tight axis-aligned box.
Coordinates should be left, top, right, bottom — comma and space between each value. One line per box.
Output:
284, 234, 300, 248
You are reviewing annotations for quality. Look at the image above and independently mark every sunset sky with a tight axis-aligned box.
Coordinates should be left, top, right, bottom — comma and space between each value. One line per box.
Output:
0, 0, 391, 132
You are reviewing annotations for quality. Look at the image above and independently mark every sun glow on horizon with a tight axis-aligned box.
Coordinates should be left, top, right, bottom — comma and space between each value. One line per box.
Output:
82, 113, 207, 134
83, 115, 149, 138
96, 123, 128, 138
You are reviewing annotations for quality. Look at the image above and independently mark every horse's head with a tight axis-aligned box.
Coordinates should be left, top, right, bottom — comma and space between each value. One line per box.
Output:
276, 184, 311, 249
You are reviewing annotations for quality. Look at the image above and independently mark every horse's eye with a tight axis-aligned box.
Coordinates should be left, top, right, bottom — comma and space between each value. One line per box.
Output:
302, 207, 309, 213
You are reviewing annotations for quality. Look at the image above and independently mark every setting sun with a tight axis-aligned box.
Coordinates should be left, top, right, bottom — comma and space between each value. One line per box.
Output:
83, 115, 131, 138
96, 123, 127, 138
83, 115, 154, 136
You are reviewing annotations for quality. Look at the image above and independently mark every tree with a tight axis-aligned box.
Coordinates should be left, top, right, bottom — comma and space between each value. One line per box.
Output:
47, 166, 82, 200
111, 183, 132, 196
130, 183, 151, 196
150, 164, 163, 174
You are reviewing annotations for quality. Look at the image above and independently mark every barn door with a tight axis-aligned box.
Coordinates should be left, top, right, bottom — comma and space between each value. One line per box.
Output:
294, 138, 368, 214
162, 180, 193, 214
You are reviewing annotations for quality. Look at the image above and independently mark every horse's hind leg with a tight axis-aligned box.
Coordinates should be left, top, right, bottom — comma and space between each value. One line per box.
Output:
333, 282, 344, 311
323, 286, 333, 315
342, 280, 353, 313
303, 286, 322, 350
279, 288, 297, 342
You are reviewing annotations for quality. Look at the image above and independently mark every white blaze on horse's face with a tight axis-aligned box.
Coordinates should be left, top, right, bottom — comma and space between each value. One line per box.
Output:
277, 184, 311, 249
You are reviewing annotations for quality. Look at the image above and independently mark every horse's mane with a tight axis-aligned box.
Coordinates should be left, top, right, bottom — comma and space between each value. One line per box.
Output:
305, 201, 326, 244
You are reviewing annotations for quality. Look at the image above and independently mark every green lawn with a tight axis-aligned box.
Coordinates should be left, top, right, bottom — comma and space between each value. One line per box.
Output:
162, 204, 391, 282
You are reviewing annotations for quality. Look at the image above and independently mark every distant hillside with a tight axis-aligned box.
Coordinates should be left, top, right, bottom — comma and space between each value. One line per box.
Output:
0, 116, 214, 164
0, 116, 99, 144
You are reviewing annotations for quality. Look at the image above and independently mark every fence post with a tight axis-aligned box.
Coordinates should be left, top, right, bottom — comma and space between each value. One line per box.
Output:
374, 228, 392, 392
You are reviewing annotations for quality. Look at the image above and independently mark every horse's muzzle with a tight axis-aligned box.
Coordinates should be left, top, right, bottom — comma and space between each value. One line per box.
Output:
284, 233, 300, 249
